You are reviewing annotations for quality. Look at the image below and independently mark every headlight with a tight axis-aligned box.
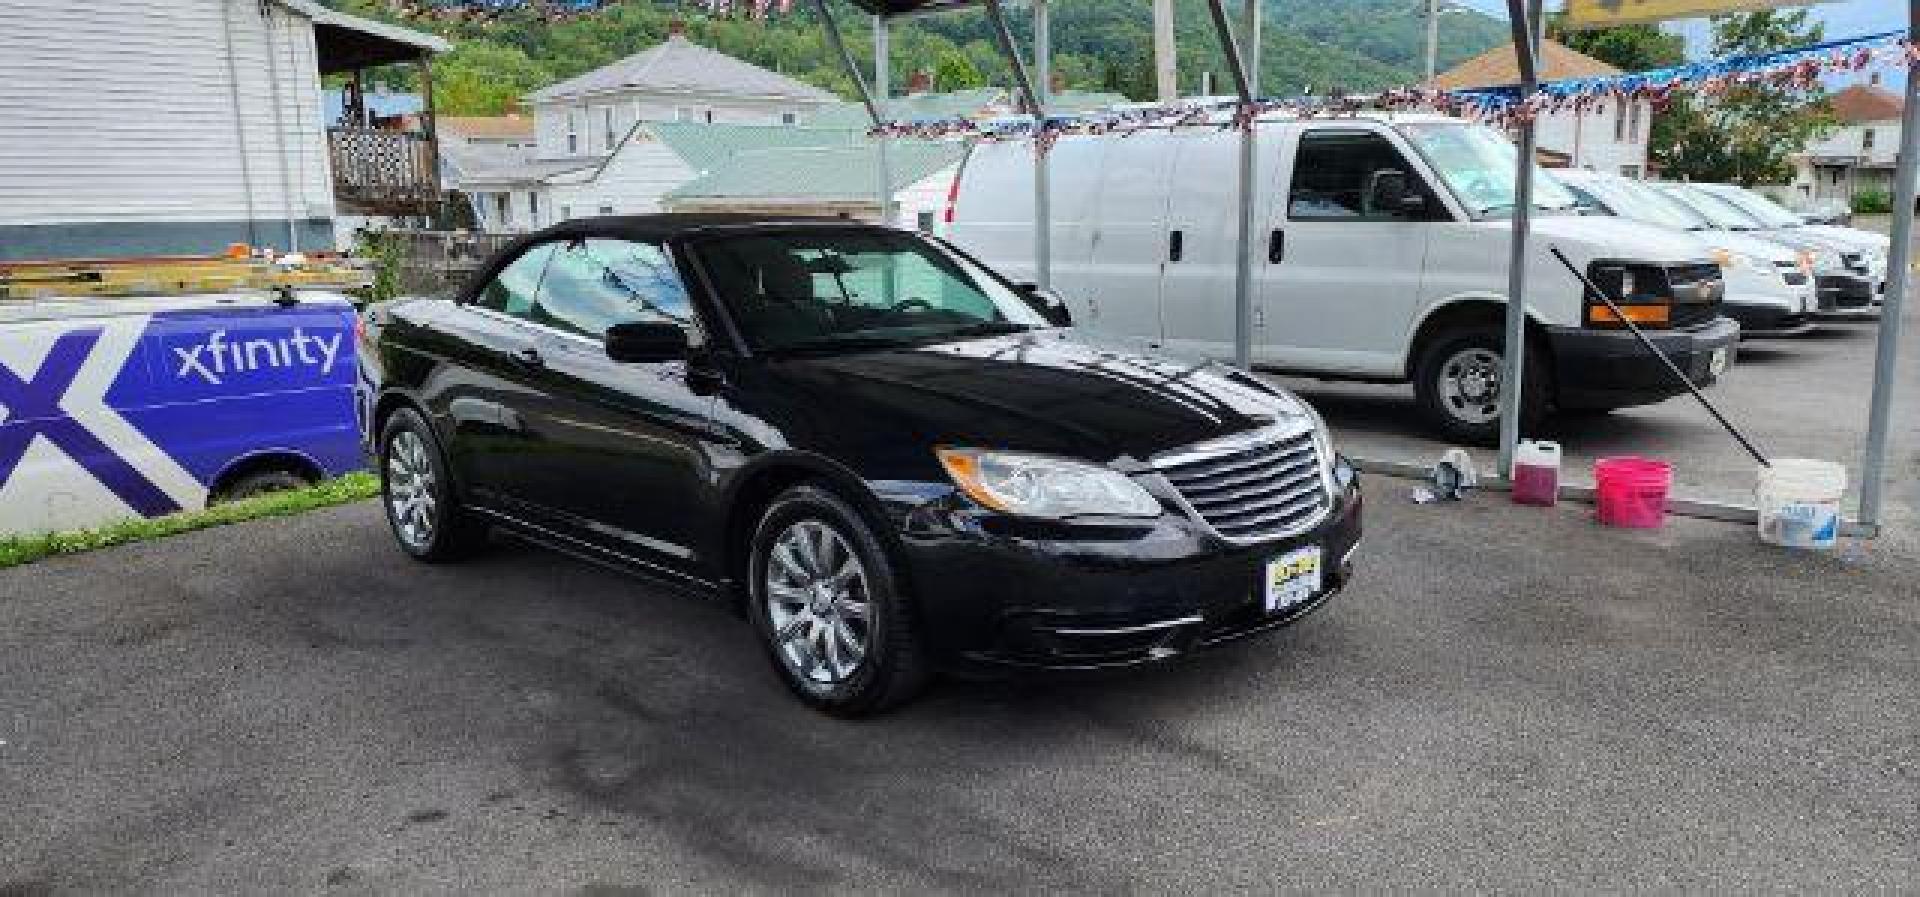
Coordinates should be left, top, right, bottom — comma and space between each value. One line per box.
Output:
936, 448, 1162, 519
1811, 249, 1843, 273
1712, 249, 1771, 275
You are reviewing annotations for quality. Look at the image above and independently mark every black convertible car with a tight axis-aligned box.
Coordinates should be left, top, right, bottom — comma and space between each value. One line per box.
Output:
356, 215, 1361, 715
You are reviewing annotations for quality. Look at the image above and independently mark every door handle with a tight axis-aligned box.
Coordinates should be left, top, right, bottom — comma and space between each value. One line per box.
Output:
1268, 229, 1285, 264
1168, 229, 1184, 263
511, 346, 545, 368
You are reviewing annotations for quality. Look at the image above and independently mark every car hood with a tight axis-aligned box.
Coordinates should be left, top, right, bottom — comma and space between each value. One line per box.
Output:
1692, 230, 1800, 263
745, 331, 1308, 464
1801, 224, 1890, 251
1475, 214, 1712, 264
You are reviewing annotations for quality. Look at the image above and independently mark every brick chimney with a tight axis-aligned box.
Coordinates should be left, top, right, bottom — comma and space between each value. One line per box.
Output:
667, 17, 687, 39
907, 69, 933, 95
1050, 71, 1066, 94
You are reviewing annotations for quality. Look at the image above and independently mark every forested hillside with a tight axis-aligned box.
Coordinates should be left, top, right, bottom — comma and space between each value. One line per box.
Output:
329, 0, 1509, 115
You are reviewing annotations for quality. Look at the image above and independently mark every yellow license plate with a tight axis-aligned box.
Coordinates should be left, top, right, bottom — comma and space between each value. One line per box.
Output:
1265, 546, 1323, 612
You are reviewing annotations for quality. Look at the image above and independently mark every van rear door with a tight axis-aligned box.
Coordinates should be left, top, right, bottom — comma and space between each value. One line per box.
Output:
1160, 128, 1249, 360
1262, 125, 1434, 376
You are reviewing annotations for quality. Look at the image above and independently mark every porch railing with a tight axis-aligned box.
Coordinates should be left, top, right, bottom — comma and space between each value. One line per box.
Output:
329, 128, 440, 213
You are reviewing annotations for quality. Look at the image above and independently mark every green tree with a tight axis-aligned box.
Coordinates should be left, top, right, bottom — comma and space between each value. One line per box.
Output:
933, 49, 985, 91
431, 40, 552, 115
1650, 11, 1834, 186
1548, 19, 1684, 72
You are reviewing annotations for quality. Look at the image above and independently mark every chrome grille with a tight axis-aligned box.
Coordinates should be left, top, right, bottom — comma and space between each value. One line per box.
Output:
1773, 260, 1809, 286
1155, 426, 1329, 542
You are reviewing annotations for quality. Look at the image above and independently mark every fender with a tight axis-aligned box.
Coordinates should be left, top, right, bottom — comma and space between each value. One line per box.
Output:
1401, 292, 1556, 375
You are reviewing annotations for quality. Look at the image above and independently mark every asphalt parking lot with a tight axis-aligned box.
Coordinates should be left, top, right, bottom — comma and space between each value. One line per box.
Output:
3, 486, 1914, 892
1270, 216, 1919, 521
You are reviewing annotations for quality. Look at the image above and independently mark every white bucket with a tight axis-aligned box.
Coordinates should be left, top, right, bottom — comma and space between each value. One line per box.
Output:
1756, 459, 1847, 549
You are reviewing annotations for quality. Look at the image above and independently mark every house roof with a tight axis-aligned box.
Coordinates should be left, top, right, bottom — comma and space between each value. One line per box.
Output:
275, 0, 450, 72
667, 141, 965, 201
1432, 39, 1620, 91
527, 35, 838, 105
1830, 84, 1903, 124
646, 122, 868, 174
440, 115, 536, 140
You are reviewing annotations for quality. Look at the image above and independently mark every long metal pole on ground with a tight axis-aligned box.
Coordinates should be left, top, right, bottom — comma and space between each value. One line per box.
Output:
1203, 0, 1257, 371
874, 14, 892, 226
1496, 0, 1542, 478
1033, 0, 1052, 289
1857, 11, 1919, 532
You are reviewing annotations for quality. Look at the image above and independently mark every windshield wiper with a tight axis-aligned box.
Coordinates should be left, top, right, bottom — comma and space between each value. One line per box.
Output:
942, 321, 1034, 339
760, 334, 922, 356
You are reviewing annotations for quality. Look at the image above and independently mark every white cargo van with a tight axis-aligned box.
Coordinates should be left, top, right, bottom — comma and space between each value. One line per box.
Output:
946, 112, 1739, 442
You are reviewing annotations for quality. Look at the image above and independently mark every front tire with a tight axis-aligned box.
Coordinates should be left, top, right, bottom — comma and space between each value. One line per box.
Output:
748, 484, 929, 716
379, 407, 487, 562
1413, 326, 1550, 446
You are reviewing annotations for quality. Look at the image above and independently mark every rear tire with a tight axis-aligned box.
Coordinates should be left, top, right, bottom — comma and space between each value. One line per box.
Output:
748, 484, 930, 716
1413, 326, 1550, 446
379, 407, 487, 563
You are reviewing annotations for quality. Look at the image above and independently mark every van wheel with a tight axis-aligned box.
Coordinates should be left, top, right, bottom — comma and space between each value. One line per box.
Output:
379, 407, 487, 562
748, 484, 930, 717
213, 469, 310, 504
1413, 326, 1549, 446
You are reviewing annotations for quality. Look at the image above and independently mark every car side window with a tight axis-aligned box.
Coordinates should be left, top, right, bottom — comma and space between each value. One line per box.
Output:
1288, 130, 1429, 221
474, 243, 557, 317
532, 239, 701, 343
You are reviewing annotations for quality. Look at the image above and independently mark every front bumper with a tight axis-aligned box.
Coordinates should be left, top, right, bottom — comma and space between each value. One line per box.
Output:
892, 459, 1363, 672
1815, 274, 1876, 318
1546, 316, 1740, 411
1723, 298, 1816, 337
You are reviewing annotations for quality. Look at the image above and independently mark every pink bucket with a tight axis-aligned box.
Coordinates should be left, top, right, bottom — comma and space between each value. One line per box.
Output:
1594, 457, 1671, 529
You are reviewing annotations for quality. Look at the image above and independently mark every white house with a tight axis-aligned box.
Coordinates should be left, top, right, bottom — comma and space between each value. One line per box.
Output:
1435, 40, 1652, 178
0, 0, 447, 261
1792, 79, 1902, 206
525, 23, 838, 161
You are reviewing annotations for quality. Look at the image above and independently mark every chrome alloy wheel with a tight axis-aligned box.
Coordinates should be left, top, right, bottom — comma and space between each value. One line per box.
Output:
764, 519, 872, 686
1438, 346, 1504, 425
386, 429, 438, 550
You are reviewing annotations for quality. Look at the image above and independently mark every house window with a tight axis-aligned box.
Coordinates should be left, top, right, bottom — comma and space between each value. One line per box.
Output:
529, 192, 541, 226
1619, 165, 1641, 180
916, 211, 936, 233
781, 111, 798, 125
599, 205, 615, 215
1863, 129, 1876, 151
567, 113, 579, 155
604, 107, 617, 149
561, 205, 572, 221
1614, 103, 1626, 141
495, 193, 512, 226
1628, 102, 1641, 141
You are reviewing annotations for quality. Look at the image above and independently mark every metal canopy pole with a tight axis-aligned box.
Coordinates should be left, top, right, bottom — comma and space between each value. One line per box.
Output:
874, 14, 893, 225
1204, 0, 1257, 370
1496, 0, 1542, 478
1033, 0, 1052, 288
1858, 7, 1919, 531
811, 0, 883, 125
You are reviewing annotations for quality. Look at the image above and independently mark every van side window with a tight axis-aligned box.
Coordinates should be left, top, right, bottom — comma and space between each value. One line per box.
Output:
474, 243, 558, 317
533, 239, 701, 343
1288, 131, 1427, 221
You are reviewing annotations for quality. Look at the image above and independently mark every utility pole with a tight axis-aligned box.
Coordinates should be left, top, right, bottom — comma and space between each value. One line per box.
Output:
1424, 0, 1440, 84
1153, 0, 1177, 102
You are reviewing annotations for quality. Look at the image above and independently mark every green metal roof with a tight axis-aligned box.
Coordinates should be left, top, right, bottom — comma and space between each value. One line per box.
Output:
667, 141, 966, 201
644, 122, 868, 174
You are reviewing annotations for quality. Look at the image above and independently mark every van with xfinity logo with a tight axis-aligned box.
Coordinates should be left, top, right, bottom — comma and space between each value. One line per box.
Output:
0, 291, 362, 537
947, 112, 1740, 443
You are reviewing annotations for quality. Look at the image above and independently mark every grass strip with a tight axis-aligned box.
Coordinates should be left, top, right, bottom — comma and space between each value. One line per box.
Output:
0, 472, 380, 571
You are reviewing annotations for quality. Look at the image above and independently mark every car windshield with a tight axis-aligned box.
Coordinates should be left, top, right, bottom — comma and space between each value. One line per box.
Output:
1702, 186, 1805, 228
1562, 175, 1705, 230
1398, 122, 1579, 217
1657, 185, 1764, 231
694, 229, 1048, 354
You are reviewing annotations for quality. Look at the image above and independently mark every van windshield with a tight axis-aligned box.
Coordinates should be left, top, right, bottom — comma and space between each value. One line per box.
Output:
1398, 123, 1578, 218
693, 230, 1047, 355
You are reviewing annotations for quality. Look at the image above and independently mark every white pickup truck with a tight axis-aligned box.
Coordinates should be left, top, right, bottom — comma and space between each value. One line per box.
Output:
945, 112, 1738, 443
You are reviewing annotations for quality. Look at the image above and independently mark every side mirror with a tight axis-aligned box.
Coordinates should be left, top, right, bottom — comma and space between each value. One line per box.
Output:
605, 320, 689, 363
1014, 283, 1073, 327
1365, 169, 1426, 217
